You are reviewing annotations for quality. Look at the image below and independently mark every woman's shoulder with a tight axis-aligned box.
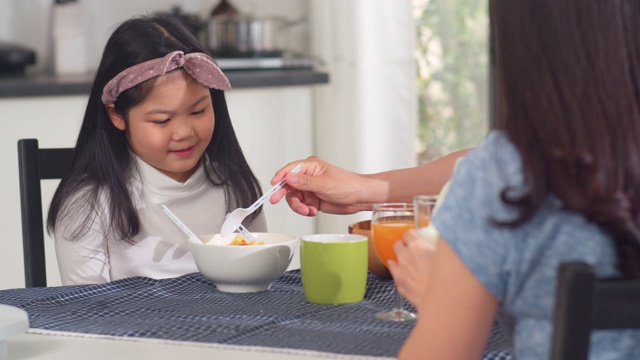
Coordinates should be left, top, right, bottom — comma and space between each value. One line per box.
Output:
433, 130, 523, 235
466, 130, 519, 166
451, 130, 524, 192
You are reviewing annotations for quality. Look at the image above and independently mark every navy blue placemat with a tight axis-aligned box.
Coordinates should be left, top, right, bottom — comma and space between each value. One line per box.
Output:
0, 271, 511, 359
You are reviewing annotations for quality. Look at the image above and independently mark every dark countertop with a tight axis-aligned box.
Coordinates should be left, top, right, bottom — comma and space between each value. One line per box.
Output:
0, 69, 329, 98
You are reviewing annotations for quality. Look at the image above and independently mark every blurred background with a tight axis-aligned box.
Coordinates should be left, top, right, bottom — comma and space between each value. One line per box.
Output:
0, 0, 488, 288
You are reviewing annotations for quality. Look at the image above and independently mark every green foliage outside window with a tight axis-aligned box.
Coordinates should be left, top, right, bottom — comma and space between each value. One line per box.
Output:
414, 0, 489, 164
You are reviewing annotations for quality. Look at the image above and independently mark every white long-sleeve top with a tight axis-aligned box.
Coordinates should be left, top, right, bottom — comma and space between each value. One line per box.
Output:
54, 156, 268, 285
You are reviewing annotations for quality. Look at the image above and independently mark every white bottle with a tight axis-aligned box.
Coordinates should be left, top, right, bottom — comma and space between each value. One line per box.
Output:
52, 0, 88, 76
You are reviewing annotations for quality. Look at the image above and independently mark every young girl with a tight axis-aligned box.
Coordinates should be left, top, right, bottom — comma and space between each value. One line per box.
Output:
272, 0, 640, 358
47, 15, 267, 285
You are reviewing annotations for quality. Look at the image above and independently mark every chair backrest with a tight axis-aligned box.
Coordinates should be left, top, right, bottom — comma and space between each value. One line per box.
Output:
550, 261, 640, 360
17, 139, 75, 288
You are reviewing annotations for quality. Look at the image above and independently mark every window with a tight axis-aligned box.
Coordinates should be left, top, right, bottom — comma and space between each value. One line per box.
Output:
413, 0, 489, 164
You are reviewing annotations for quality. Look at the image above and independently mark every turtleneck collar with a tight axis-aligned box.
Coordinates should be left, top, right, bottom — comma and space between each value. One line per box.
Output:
131, 154, 207, 195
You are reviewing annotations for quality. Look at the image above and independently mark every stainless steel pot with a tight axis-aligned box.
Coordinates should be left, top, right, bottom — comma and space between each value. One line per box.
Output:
207, 15, 285, 57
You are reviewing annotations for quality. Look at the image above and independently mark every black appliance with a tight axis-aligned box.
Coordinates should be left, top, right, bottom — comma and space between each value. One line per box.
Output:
0, 42, 36, 76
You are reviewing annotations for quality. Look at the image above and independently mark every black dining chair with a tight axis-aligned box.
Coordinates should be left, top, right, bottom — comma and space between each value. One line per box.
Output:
550, 261, 640, 360
17, 139, 75, 288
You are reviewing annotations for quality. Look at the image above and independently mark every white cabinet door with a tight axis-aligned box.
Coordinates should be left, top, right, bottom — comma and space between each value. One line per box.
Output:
0, 95, 85, 289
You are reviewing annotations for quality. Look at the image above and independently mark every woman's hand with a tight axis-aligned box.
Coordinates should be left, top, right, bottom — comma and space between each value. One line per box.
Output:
388, 229, 436, 308
269, 156, 379, 216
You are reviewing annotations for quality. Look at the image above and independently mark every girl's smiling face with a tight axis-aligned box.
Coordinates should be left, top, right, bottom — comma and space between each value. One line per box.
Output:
107, 70, 215, 182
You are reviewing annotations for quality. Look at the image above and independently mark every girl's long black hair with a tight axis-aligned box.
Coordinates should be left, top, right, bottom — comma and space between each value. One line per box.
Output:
492, 0, 640, 277
47, 15, 262, 241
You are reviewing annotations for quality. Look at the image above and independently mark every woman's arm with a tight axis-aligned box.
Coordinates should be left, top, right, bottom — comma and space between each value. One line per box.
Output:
391, 237, 499, 360
372, 148, 471, 203
270, 149, 471, 216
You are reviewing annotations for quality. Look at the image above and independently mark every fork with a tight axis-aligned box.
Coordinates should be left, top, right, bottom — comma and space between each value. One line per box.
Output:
236, 224, 260, 243
220, 164, 303, 237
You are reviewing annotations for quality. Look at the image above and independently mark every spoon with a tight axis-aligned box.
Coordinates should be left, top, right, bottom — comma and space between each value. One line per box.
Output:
162, 205, 204, 244
220, 164, 303, 237
163, 204, 260, 244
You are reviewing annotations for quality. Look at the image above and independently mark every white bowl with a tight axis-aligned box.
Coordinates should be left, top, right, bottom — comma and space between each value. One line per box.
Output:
189, 233, 298, 293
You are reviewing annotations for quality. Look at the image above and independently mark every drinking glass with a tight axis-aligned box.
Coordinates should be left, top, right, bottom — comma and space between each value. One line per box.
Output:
414, 195, 438, 229
371, 202, 417, 321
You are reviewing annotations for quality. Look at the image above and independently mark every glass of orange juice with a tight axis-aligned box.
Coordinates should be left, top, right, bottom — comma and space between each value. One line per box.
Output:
414, 195, 438, 230
371, 202, 416, 321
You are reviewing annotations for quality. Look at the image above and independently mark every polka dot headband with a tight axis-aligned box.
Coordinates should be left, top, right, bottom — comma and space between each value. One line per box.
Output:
101, 50, 231, 105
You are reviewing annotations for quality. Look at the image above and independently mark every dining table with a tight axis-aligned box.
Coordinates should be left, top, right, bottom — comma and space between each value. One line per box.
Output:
0, 270, 511, 359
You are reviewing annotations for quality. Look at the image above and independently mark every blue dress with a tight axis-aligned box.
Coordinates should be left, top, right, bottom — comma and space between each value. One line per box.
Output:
432, 130, 640, 359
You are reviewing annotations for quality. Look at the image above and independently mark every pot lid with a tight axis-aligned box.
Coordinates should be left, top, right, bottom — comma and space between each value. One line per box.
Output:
210, 0, 239, 18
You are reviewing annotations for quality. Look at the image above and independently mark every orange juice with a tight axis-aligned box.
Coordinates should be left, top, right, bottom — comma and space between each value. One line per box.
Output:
372, 220, 415, 267
415, 214, 430, 228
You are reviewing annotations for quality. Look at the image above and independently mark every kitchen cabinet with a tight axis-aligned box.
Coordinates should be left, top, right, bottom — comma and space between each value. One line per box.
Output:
0, 74, 325, 289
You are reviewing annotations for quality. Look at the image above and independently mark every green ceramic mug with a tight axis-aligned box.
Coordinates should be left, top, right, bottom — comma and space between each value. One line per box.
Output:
300, 234, 369, 304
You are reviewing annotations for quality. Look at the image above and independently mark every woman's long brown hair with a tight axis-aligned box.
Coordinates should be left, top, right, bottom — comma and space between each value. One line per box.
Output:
492, 0, 640, 277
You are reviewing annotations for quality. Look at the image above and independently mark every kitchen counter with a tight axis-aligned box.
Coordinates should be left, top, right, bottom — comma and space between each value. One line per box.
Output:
0, 69, 329, 98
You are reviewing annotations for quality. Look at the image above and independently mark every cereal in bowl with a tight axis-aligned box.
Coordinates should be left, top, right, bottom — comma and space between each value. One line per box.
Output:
227, 235, 264, 246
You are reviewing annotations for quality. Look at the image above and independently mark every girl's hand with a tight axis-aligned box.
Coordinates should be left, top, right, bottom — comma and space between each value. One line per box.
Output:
388, 229, 436, 308
269, 156, 375, 216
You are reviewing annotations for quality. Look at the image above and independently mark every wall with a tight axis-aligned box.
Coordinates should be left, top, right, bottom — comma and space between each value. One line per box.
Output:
308, 0, 417, 233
